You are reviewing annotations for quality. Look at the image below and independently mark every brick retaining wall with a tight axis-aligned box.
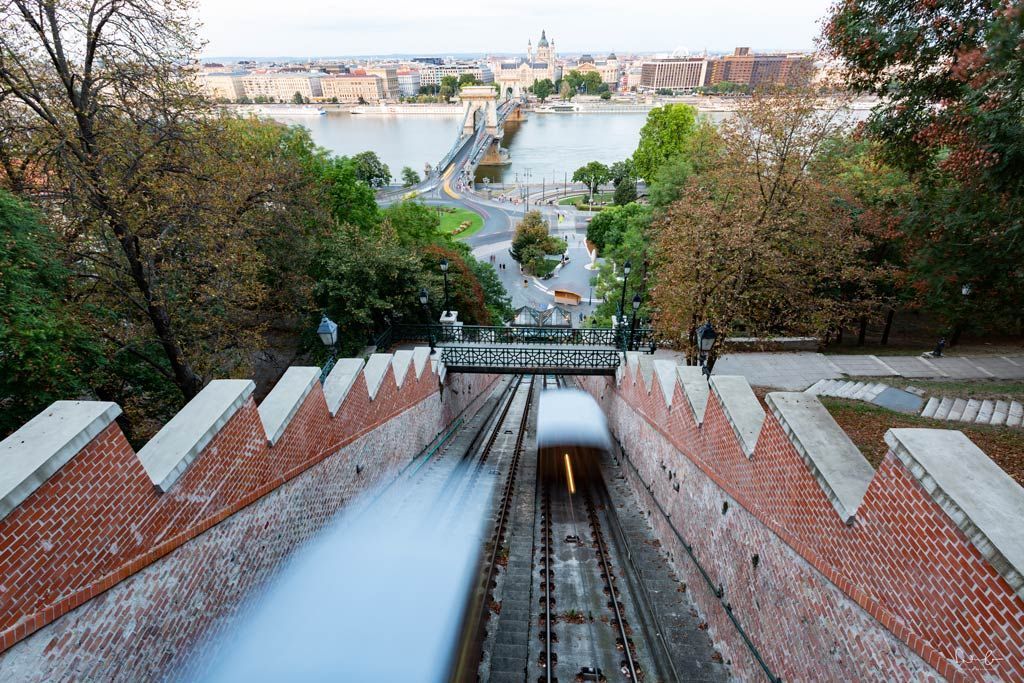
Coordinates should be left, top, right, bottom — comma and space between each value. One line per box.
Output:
578, 356, 1023, 682
0, 350, 496, 679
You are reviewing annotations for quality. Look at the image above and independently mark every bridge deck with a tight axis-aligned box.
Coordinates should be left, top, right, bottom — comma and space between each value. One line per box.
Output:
439, 343, 622, 375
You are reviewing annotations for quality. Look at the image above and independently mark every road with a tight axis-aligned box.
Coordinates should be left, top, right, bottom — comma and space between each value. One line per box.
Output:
376, 119, 608, 317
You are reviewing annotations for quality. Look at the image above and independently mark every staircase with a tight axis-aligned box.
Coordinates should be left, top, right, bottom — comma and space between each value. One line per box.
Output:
805, 379, 1024, 428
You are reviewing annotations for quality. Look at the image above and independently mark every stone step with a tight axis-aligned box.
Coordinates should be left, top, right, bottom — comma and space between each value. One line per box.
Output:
836, 381, 859, 398
947, 398, 967, 422
976, 400, 994, 424
920, 397, 940, 418
960, 399, 981, 423
851, 383, 873, 400
990, 400, 1009, 426
1007, 401, 1023, 428
805, 379, 829, 395
862, 383, 889, 401
933, 397, 954, 420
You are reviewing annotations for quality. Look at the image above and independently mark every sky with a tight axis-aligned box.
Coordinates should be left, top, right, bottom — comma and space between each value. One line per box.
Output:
198, 0, 833, 59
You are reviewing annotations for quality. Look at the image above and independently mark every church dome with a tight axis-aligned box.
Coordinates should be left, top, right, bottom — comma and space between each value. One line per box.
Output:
538, 30, 549, 47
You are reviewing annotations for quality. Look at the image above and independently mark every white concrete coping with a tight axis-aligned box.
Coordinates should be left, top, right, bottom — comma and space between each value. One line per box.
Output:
436, 359, 447, 384
677, 365, 709, 425
617, 351, 641, 386
257, 367, 320, 446
137, 380, 255, 492
439, 310, 459, 325
362, 353, 393, 400
710, 375, 765, 457
767, 393, 874, 524
638, 355, 656, 394
323, 358, 366, 416
653, 360, 679, 407
0, 401, 122, 521
412, 346, 432, 379
885, 429, 1024, 600
391, 350, 414, 387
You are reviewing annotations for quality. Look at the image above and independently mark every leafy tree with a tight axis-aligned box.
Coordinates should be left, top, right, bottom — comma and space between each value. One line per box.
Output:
572, 161, 611, 204
0, 192, 104, 436
351, 150, 392, 188
632, 104, 699, 181
401, 166, 421, 187
237, 95, 252, 104
600, 91, 612, 100
292, 91, 305, 104
469, 258, 513, 323
613, 178, 638, 205
316, 156, 380, 230
458, 73, 481, 88
531, 78, 554, 102
441, 75, 459, 93
609, 160, 635, 187
564, 70, 585, 92
380, 201, 441, 247
651, 92, 875, 362
510, 211, 563, 267
586, 202, 649, 253
645, 120, 722, 209
582, 72, 603, 94
824, 0, 1024, 339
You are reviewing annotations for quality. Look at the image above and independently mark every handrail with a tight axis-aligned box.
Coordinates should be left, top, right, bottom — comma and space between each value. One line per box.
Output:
384, 323, 655, 350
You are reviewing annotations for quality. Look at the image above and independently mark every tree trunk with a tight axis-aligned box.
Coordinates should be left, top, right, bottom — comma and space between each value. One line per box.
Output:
880, 308, 895, 345
857, 315, 868, 346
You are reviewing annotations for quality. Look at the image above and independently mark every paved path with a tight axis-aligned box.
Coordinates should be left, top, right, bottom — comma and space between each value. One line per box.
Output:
652, 350, 1024, 390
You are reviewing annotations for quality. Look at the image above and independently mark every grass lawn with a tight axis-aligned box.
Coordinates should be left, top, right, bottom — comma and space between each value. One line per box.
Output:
557, 192, 614, 207
819, 397, 1024, 486
437, 207, 483, 240
845, 377, 1024, 402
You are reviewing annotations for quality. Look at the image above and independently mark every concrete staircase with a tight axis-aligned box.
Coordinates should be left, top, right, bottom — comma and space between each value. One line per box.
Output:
806, 380, 1023, 429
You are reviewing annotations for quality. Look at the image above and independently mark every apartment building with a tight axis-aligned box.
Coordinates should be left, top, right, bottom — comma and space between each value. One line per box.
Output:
320, 74, 386, 103
364, 67, 400, 99
238, 73, 323, 101
419, 62, 494, 86
639, 58, 708, 91
706, 47, 813, 87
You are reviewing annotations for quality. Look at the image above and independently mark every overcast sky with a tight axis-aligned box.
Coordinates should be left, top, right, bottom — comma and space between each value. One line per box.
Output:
198, 0, 833, 58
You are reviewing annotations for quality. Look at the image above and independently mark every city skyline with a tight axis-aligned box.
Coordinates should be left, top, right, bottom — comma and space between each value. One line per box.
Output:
198, 0, 832, 58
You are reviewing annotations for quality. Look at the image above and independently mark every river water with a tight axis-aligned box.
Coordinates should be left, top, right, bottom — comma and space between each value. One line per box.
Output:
289, 108, 858, 186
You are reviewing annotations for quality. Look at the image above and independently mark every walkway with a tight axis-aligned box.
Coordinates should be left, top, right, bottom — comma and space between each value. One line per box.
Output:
651, 350, 1024, 390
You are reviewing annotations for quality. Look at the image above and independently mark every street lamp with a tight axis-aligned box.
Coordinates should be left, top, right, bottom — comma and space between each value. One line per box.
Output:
695, 321, 717, 380
316, 314, 339, 381
440, 257, 450, 315
628, 293, 641, 351
419, 287, 435, 354
617, 260, 632, 321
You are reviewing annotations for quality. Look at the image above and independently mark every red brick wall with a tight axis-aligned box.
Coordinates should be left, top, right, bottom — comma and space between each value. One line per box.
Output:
0, 361, 496, 669
579, 369, 1024, 682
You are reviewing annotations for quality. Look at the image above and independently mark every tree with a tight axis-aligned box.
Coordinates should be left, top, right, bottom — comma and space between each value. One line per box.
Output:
600, 91, 612, 100
351, 151, 392, 188
572, 161, 611, 204
510, 211, 563, 268
824, 0, 1024, 339
531, 78, 554, 102
316, 156, 380, 231
632, 104, 699, 181
0, 0, 216, 402
609, 160, 635, 187
458, 73, 480, 88
651, 92, 874, 362
0, 192, 104, 436
380, 201, 441, 247
401, 166, 421, 187
292, 91, 305, 104
586, 203, 649, 252
613, 179, 638, 205
582, 72, 603, 94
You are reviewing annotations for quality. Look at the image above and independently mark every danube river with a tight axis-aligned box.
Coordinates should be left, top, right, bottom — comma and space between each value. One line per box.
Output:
290, 110, 671, 184
289, 107, 855, 185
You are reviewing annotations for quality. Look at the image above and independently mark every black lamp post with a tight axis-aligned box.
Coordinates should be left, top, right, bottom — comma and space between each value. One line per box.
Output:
618, 260, 632, 322
440, 258, 450, 315
695, 321, 717, 380
316, 314, 339, 381
628, 293, 641, 351
419, 287, 435, 354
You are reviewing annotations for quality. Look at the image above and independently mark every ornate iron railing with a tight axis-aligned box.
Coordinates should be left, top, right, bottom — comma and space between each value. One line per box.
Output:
440, 345, 621, 374
389, 324, 655, 350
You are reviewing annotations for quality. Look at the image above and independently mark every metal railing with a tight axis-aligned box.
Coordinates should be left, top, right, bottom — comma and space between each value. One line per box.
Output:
439, 345, 621, 373
388, 324, 655, 350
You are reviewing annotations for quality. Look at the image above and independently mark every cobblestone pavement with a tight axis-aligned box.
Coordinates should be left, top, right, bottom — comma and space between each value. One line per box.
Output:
652, 350, 1024, 390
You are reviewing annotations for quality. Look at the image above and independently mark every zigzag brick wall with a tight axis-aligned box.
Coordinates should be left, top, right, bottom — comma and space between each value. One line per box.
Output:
0, 350, 497, 680
578, 359, 1024, 683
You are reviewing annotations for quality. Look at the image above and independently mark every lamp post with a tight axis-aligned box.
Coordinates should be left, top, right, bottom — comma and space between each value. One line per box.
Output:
695, 321, 718, 380
628, 293, 641, 351
617, 260, 632, 322
419, 287, 435, 354
440, 257, 450, 315
316, 314, 339, 381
